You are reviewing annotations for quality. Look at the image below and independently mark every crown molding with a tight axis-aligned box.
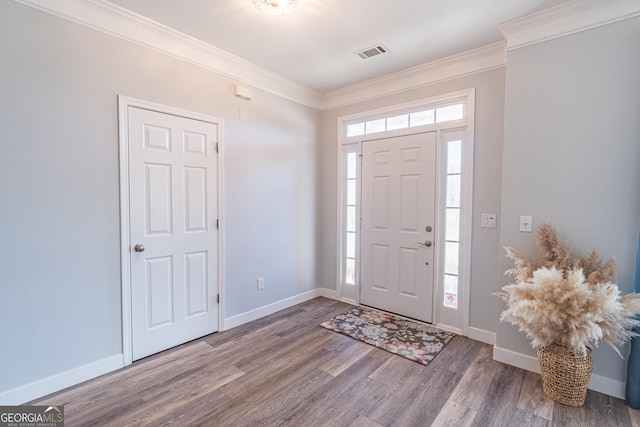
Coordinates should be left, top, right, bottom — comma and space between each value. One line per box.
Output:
500, 0, 640, 51
14, 0, 640, 110
13, 0, 323, 109
13, 0, 508, 111
320, 42, 506, 110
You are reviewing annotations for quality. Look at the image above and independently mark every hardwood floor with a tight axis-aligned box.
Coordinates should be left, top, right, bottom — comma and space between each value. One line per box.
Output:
33, 297, 638, 426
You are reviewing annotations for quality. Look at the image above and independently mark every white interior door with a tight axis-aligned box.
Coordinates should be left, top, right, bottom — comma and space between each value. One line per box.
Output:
128, 106, 219, 360
360, 132, 436, 322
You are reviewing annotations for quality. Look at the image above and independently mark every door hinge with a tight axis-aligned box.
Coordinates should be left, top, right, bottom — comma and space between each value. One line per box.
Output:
217, 294, 220, 304
216, 219, 219, 229
215, 143, 219, 153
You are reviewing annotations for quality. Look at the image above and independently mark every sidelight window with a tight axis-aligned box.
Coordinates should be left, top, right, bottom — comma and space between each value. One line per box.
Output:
344, 150, 358, 286
443, 139, 462, 308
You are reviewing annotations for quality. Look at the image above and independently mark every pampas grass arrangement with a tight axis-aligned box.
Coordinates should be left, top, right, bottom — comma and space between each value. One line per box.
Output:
497, 223, 640, 357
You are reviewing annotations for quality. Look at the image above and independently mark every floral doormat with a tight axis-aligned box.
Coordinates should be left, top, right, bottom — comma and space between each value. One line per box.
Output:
320, 306, 456, 366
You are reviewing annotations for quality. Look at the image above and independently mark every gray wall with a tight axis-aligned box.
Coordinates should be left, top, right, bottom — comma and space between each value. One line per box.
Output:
319, 68, 506, 334
0, 1, 319, 393
497, 16, 640, 383
4, 0, 637, 399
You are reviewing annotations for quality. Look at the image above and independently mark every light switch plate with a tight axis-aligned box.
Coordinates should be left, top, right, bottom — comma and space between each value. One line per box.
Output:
481, 213, 497, 229
520, 215, 533, 232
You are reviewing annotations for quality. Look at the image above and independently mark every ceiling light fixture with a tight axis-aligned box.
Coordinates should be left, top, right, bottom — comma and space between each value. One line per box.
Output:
252, 0, 297, 16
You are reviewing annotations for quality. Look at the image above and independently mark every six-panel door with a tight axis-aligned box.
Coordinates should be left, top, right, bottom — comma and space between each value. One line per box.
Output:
128, 107, 219, 360
360, 132, 436, 322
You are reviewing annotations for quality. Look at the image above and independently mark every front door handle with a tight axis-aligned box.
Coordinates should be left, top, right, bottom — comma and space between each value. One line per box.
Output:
418, 240, 432, 247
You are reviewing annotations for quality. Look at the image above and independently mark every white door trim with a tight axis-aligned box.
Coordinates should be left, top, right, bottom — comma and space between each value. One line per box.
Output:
335, 88, 475, 334
118, 96, 225, 366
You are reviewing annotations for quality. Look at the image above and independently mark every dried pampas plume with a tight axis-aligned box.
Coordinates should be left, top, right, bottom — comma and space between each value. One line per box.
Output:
497, 223, 640, 356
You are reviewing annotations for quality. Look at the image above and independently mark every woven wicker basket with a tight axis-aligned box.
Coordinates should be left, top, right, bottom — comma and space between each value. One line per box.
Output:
537, 343, 593, 407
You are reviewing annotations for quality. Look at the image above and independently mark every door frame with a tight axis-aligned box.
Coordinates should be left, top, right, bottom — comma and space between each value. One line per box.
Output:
336, 89, 474, 335
118, 96, 225, 366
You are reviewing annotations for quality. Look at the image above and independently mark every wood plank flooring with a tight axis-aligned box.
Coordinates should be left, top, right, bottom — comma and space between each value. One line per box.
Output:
32, 297, 639, 426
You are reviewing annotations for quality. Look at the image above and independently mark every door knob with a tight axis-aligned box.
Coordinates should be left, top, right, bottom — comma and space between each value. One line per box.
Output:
418, 240, 432, 247
134, 243, 145, 252
425, 225, 433, 232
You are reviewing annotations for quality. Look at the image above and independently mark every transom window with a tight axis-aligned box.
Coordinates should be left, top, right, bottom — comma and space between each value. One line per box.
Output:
346, 103, 464, 137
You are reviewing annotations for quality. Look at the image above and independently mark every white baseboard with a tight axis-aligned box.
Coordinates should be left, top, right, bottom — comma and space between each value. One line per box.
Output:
493, 345, 540, 373
435, 323, 462, 335
316, 288, 338, 300
222, 288, 336, 330
492, 345, 626, 399
0, 354, 124, 405
468, 327, 496, 345
339, 297, 358, 306
587, 373, 626, 401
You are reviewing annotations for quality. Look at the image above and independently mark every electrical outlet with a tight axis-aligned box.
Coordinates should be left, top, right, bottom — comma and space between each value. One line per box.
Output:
257, 277, 265, 290
520, 215, 533, 233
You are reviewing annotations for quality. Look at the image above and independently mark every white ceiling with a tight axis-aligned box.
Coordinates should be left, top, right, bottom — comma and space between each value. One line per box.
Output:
107, 0, 573, 93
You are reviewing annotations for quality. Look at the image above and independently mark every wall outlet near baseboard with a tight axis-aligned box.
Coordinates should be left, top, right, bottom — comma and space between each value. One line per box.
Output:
257, 277, 265, 290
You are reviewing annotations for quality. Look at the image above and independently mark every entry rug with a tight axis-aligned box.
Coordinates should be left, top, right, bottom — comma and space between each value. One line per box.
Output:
320, 306, 456, 366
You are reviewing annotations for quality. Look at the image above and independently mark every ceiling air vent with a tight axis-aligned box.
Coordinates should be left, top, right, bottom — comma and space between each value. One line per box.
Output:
356, 45, 388, 59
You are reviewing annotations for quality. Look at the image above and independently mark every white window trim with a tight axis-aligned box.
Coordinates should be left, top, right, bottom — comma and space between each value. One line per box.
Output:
336, 88, 475, 335
337, 144, 361, 305
435, 127, 474, 335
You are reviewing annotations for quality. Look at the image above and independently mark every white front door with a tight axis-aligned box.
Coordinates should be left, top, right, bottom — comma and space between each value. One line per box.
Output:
128, 106, 219, 360
360, 132, 436, 322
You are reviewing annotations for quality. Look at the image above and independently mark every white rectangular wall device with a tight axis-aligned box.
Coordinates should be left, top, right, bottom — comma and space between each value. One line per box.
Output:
233, 84, 252, 101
